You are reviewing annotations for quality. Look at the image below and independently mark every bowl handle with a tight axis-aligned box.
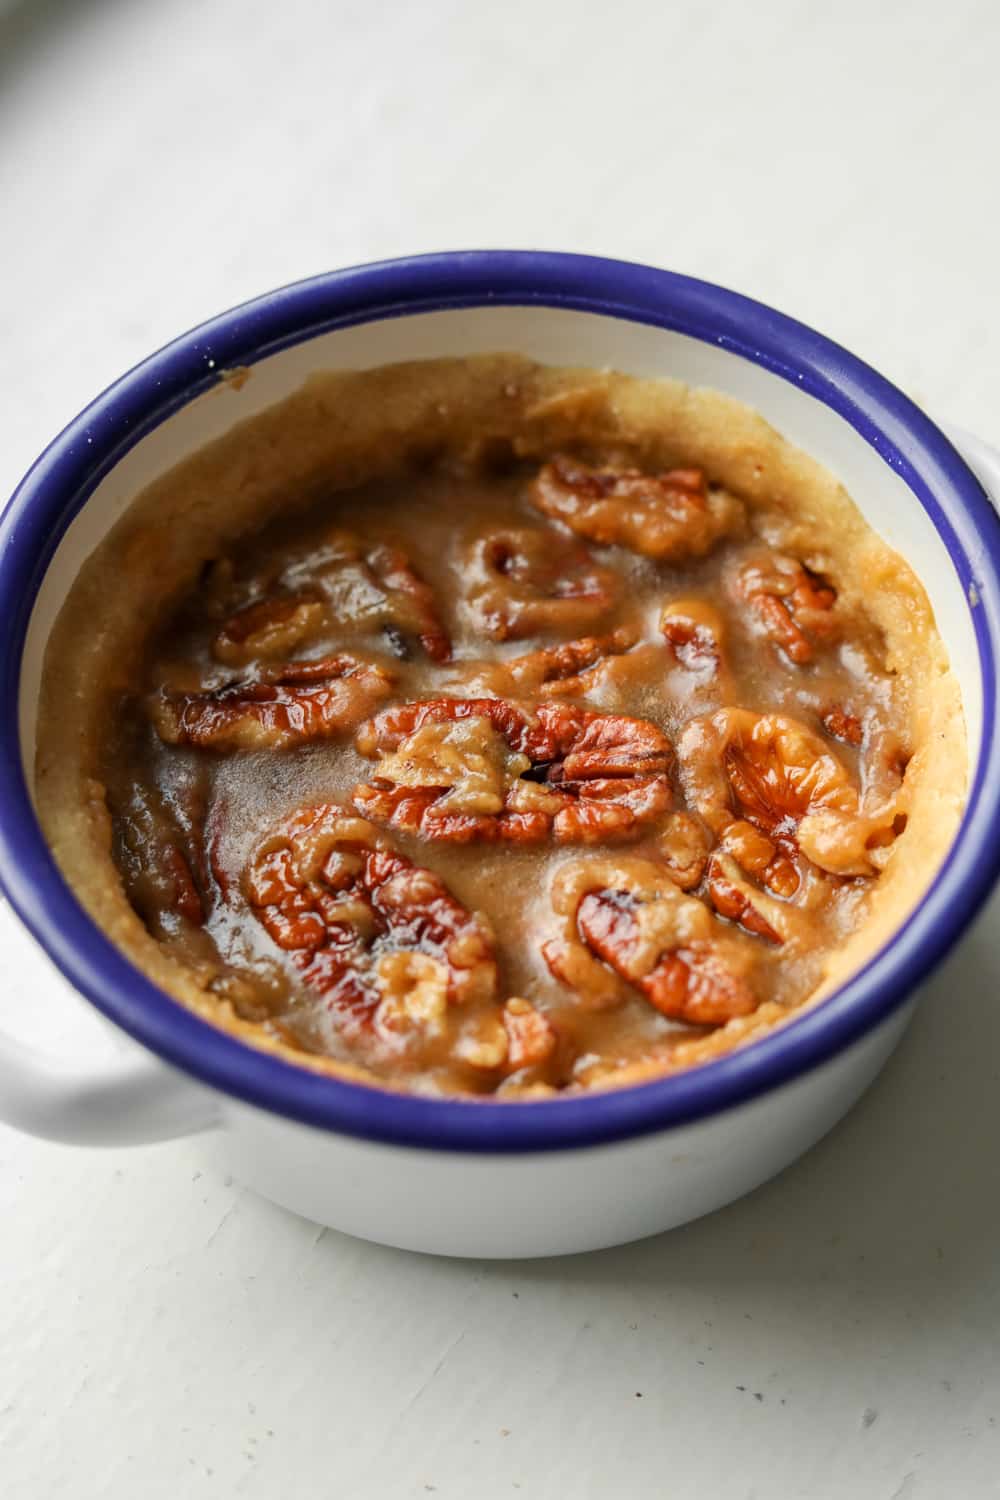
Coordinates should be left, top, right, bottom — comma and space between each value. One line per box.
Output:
0, 1029, 220, 1145
0, 885, 221, 1145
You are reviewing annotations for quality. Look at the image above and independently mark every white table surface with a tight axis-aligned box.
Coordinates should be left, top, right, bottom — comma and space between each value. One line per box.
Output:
2, 1, 1000, 1495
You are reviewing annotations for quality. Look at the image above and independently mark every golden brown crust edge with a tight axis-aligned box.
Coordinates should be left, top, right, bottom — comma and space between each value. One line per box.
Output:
33, 355, 967, 1091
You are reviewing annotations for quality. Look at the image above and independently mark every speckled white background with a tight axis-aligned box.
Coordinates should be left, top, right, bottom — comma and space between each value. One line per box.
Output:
2, 1, 1000, 1495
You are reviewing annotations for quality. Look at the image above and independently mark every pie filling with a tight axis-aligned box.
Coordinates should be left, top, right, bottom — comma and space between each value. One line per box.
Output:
35, 357, 967, 1097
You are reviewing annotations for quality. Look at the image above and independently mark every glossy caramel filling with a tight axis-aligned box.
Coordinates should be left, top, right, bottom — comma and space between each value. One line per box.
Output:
100, 453, 917, 1096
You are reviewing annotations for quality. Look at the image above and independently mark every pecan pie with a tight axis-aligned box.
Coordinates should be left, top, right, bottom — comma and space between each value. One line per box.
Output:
35, 356, 966, 1096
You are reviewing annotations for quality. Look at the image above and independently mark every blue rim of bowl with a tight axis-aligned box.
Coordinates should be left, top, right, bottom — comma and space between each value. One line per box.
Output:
2, 251, 1000, 1154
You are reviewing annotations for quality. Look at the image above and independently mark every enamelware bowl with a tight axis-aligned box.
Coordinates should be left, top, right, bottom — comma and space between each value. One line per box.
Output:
2, 252, 1000, 1258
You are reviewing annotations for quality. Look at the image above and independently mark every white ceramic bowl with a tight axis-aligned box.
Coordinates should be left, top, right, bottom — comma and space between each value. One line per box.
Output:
3, 253, 1000, 1258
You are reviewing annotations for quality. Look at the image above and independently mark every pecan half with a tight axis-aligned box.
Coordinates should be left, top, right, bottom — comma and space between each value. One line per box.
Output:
502, 997, 558, 1073
113, 779, 206, 932
213, 595, 326, 666
528, 455, 742, 562
504, 627, 639, 697
658, 811, 712, 891
660, 598, 727, 678
705, 851, 783, 943
245, 806, 496, 1040
453, 996, 559, 1077
153, 654, 395, 752
365, 543, 452, 662
353, 698, 673, 845
731, 550, 838, 665
544, 856, 757, 1024
463, 523, 619, 640
281, 529, 451, 662
678, 708, 892, 879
